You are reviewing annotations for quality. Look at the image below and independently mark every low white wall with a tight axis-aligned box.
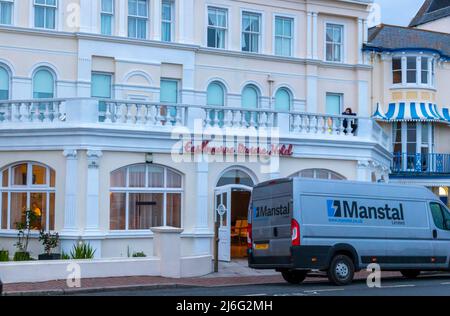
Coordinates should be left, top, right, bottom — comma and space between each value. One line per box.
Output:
0, 257, 160, 284
180, 255, 213, 278
0, 255, 213, 284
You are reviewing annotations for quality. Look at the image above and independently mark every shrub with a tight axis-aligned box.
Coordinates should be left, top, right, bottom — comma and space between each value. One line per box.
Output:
61, 251, 71, 260
14, 252, 31, 261
132, 251, 147, 258
70, 243, 96, 259
39, 230, 60, 255
0, 250, 9, 262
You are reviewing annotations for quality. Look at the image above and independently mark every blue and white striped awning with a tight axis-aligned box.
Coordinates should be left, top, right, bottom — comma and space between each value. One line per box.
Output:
373, 102, 450, 123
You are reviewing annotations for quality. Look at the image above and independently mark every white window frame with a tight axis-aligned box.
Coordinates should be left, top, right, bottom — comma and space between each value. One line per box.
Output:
241, 10, 262, 54
0, 162, 56, 231
391, 54, 436, 89
324, 22, 345, 63
392, 121, 435, 172
100, 0, 114, 36
0, 0, 13, 25
32, 66, 57, 99
109, 164, 184, 231
273, 15, 294, 57
33, 0, 57, 30
206, 6, 228, 49
161, 0, 174, 42
128, 0, 149, 39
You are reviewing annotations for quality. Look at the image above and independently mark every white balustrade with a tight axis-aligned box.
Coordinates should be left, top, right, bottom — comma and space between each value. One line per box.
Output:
0, 99, 65, 124
290, 112, 357, 136
102, 101, 186, 127
203, 106, 278, 129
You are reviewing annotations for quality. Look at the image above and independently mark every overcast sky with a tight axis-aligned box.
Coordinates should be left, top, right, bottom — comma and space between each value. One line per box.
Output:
370, 0, 425, 27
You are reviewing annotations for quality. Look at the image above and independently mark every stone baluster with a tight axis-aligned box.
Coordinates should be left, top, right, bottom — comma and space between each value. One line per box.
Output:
259, 112, 267, 128
125, 104, 134, 124
43, 102, 51, 123
104, 102, 113, 123
137, 104, 146, 125
155, 105, 163, 126
23, 102, 32, 122
175, 106, 183, 126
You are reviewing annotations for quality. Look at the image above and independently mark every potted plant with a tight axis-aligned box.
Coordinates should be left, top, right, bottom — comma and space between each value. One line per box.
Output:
14, 209, 40, 261
38, 230, 61, 260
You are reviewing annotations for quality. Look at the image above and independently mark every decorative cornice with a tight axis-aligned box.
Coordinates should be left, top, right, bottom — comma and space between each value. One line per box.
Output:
86, 150, 103, 169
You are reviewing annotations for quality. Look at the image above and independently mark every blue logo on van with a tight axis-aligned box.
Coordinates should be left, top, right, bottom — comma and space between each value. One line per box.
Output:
327, 200, 341, 217
326, 199, 405, 225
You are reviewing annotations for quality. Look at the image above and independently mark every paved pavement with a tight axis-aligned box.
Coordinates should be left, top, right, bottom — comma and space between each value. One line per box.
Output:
2, 258, 404, 296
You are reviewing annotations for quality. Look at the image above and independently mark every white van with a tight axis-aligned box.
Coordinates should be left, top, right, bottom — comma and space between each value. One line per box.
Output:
248, 178, 450, 285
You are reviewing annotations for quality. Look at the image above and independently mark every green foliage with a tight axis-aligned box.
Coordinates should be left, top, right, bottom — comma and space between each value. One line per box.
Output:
132, 251, 147, 258
69, 243, 96, 259
13, 251, 31, 262
0, 250, 9, 262
38, 230, 60, 255
15, 209, 41, 254
61, 251, 70, 260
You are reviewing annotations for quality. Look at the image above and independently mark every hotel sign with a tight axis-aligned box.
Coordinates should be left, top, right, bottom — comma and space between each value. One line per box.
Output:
183, 140, 294, 157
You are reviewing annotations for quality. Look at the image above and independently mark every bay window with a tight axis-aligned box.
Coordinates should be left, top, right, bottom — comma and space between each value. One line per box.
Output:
392, 122, 435, 172
110, 164, 183, 230
0, 163, 56, 231
0, 0, 13, 25
392, 55, 435, 87
34, 0, 57, 30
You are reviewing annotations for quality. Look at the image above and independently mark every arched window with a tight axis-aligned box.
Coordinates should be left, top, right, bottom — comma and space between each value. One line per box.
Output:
33, 68, 55, 99
0, 162, 56, 231
217, 169, 254, 187
242, 84, 259, 109
0, 65, 10, 100
110, 164, 183, 230
207, 81, 225, 107
293, 169, 346, 180
275, 88, 292, 111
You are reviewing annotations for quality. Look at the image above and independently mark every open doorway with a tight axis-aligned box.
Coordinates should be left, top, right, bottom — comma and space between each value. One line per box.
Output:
215, 168, 255, 262
230, 189, 251, 259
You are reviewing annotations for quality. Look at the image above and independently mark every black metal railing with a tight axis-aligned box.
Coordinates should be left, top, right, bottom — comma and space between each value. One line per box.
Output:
391, 152, 450, 175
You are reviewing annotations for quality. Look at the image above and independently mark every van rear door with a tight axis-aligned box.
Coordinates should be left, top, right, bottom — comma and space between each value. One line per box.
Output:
250, 179, 293, 258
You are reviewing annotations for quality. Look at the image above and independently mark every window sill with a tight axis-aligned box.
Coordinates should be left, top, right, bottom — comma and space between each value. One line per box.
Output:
390, 85, 437, 92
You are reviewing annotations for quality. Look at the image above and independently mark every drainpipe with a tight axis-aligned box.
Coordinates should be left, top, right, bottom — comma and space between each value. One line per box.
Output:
0, 278, 3, 296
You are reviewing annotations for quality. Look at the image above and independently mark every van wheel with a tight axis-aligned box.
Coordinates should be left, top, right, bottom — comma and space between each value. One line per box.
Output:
281, 270, 307, 284
400, 270, 421, 279
327, 254, 355, 286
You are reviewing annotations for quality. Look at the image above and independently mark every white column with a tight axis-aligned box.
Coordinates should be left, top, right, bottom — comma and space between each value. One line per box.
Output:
79, 0, 92, 33
357, 159, 372, 182
358, 80, 369, 117
178, 0, 195, 44
312, 12, 318, 59
358, 18, 363, 64
85, 150, 103, 232
306, 65, 318, 113
62, 150, 78, 232
306, 12, 312, 59
77, 57, 92, 97
152, 0, 162, 41
118, 0, 127, 37
417, 56, 422, 85
401, 56, 407, 85
195, 162, 209, 232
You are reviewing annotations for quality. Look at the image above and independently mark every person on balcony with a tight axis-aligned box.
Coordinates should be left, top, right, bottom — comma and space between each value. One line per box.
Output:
342, 107, 358, 134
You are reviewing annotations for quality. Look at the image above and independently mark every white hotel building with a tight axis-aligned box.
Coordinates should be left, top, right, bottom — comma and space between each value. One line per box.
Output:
0, 0, 390, 276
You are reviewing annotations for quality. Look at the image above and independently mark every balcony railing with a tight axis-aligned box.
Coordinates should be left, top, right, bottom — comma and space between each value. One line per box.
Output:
0, 98, 390, 150
391, 152, 450, 175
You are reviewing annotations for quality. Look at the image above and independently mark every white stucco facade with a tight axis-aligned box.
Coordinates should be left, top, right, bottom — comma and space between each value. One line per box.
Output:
0, 0, 391, 275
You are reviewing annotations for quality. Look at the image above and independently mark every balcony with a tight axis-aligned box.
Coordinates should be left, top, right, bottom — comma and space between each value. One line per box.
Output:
0, 98, 390, 153
391, 153, 450, 177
